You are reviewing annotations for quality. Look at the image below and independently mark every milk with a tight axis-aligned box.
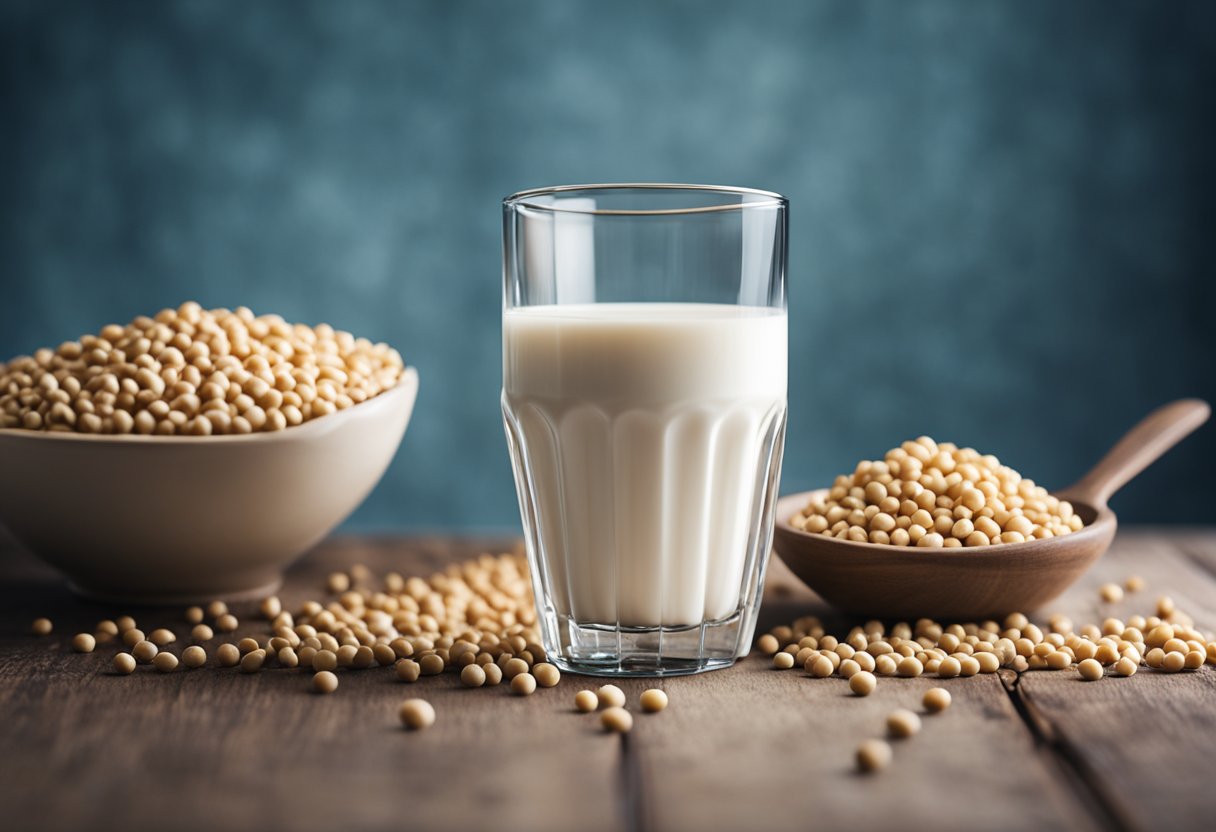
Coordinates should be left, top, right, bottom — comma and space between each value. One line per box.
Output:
502, 303, 787, 629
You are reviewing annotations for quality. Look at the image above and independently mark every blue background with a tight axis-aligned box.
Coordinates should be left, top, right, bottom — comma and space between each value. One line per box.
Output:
2, 1, 1213, 529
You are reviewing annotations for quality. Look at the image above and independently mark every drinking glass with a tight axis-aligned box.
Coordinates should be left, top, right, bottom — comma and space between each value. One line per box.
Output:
502, 184, 788, 676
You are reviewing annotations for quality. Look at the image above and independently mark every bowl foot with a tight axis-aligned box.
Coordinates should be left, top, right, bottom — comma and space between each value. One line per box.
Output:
66, 576, 284, 606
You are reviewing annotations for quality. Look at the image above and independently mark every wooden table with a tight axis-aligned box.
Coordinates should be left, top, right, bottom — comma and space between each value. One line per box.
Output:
1, 529, 1214, 832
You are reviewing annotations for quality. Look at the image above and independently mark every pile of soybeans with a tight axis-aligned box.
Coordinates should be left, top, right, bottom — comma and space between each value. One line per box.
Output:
756, 590, 1215, 771
34, 551, 669, 734
790, 437, 1084, 547
757, 592, 1214, 684
0, 302, 405, 435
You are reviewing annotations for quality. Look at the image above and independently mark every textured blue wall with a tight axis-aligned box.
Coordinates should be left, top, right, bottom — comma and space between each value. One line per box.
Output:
1, 1, 1213, 529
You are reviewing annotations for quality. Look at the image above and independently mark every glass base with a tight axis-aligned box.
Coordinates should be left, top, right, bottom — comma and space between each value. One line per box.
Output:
542, 614, 748, 677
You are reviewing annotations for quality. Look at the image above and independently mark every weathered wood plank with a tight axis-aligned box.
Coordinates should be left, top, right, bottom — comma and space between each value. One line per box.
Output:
1032, 529, 1216, 628
615, 593, 1099, 832
0, 536, 624, 832
1012, 529, 1216, 832
1159, 527, 1216, 582
3, 529, 1215, 832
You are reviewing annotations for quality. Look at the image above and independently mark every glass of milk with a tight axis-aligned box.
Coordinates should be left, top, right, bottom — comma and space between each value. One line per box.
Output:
502, 184, 788, 676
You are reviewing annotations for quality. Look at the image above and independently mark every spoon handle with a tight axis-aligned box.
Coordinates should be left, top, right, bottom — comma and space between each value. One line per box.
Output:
1062, 399, 1210, 508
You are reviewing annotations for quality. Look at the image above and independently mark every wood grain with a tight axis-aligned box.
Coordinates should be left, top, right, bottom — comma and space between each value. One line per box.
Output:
614, 594, 1098, 832
0, 535, 623, 832
1165, 528, 1216, 578
1010, 530, 1216, 832
1, 529, 1215, 832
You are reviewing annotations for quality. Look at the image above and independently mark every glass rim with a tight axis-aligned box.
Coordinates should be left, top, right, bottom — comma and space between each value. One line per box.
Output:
503, 183, 787, 216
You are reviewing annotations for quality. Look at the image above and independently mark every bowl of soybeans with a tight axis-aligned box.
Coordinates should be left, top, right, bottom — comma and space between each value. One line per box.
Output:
0, 303, 419, 603
773, 437, 1110, 619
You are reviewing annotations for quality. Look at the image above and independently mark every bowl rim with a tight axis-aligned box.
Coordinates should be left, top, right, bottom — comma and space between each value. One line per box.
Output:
0, 366, 418, 446
774, 488, 1115, 562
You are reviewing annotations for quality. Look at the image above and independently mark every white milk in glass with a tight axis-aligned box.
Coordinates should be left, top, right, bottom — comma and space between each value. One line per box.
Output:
502, 303, 787, 629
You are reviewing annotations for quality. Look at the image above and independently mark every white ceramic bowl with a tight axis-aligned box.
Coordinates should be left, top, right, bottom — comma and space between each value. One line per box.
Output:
0, 368, 418, 603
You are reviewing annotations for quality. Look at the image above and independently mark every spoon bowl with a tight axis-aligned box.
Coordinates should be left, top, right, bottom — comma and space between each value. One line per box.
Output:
773, 491, 1116, 620
773, 399, 1208, 621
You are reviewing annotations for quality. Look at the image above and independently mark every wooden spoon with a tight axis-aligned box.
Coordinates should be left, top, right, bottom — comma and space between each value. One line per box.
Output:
772, 399, 1210, 620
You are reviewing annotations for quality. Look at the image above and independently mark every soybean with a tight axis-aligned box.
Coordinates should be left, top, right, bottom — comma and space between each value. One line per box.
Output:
640, 689, 668, 713
182, 646, 207, 668
887, 709, 922, 739
1078, 658, 1104, 681
132, 640, 159, 663
146, 629, 174, 647
399, 698, 435, 730
597, 684, 626, 709
510, 673, 537, 696
807, 654, 835, 678
240, 649, 266, 673
856, 739, 893, 773
460, 664, 487, 688
533, 663, 561, 688
923, 688, 952, 713
849, 671, 877, 697
601, 706, 633, 733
